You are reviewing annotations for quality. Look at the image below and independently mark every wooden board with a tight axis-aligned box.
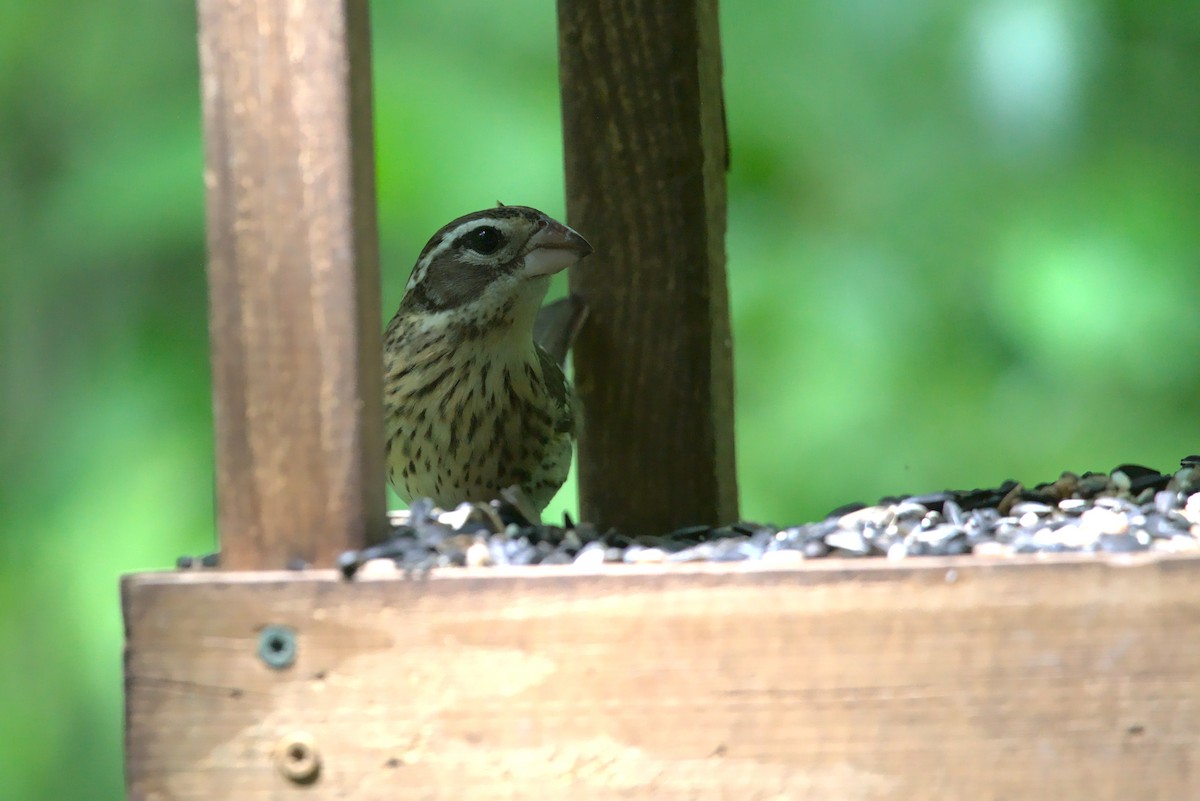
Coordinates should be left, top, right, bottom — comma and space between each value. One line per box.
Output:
557, 0, 739, 535
124, 554, 1200, 800
199, 0, 386, 569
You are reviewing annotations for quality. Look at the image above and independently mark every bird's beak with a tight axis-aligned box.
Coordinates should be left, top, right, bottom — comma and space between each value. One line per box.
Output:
523, 220, 593, 278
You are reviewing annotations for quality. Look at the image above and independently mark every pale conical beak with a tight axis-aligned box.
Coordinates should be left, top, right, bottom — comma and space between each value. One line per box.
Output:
523, 220, 593, 278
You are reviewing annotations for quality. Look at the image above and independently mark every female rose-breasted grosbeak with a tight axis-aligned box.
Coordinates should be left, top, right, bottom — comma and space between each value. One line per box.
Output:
383, 206, 592, 513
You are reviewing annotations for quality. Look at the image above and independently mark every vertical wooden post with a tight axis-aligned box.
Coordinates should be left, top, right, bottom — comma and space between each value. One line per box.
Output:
556, 0, 738, 534
199, 0, 386, 568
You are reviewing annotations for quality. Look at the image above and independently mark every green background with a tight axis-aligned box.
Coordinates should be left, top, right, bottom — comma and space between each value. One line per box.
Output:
1, 1, 1196, 797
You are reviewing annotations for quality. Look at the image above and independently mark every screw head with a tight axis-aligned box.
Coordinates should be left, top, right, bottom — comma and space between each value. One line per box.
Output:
258, 625, 297, 670
275, 732, 320, 784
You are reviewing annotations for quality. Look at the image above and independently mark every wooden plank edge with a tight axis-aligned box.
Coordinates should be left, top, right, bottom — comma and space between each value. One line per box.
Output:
121, 550, 1200, 589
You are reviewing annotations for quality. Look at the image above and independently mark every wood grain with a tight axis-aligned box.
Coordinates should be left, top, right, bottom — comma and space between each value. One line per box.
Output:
199, 0, 386, 568
557, 0, 739, 535
125, 554, 1200, 799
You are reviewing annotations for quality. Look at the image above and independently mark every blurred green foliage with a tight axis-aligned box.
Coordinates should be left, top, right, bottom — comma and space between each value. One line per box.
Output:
1, 0, 1197, 797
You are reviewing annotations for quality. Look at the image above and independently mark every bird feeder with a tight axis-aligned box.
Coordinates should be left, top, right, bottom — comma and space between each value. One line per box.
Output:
121, 0, 1200, 798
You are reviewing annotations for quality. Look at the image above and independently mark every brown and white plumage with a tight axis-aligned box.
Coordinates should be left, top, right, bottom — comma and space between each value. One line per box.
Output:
383, 206, 592, 513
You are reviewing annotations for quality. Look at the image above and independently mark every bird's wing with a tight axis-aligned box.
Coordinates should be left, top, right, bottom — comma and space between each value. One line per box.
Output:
533, 294, 588, 369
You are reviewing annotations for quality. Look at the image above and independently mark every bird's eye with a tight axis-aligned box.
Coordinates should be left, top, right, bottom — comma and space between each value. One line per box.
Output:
464, 226, 503, 255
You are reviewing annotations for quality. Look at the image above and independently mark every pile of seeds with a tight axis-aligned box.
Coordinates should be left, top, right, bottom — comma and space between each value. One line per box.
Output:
336, 457, 1200, 577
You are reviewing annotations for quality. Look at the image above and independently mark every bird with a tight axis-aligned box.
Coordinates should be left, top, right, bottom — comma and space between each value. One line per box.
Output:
383, 205, 592, 515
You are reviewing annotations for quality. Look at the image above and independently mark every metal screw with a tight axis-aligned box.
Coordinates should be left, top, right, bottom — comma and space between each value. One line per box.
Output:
258, 625, 297, 670
275, 732, 320, 784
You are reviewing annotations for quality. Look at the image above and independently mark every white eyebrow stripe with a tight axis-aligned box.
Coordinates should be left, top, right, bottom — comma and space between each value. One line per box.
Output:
405, 217, 526, 291
446, 217, 512, 240
422, 218, 508, 261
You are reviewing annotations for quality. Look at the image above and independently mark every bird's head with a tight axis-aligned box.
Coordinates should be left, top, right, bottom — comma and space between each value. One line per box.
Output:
399, 206, 592, 338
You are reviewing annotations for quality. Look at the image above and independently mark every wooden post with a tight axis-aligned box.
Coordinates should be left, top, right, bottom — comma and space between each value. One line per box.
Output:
557, 0, 739, 535
199, 0, 386, 568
